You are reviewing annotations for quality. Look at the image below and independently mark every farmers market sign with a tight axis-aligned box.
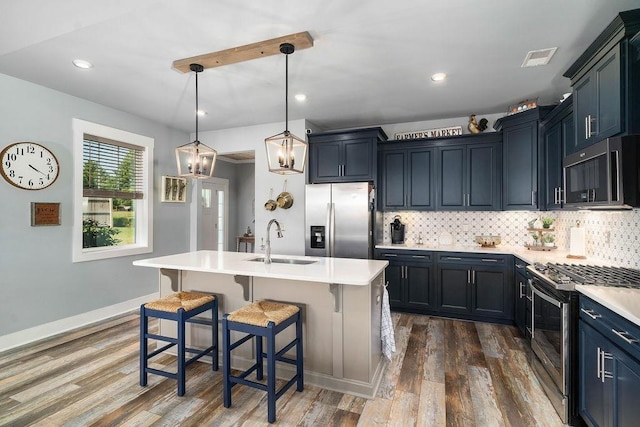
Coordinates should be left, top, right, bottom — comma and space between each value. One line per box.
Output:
394, 125, 463, 140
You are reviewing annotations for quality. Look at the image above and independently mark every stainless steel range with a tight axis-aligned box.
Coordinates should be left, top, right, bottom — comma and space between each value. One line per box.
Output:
526, 263, 640, 426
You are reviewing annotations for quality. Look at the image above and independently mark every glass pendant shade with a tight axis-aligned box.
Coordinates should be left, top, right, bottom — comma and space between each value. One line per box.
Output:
175, 63, 217, 179
175, 141, 217, 178
265, 130, 307, 174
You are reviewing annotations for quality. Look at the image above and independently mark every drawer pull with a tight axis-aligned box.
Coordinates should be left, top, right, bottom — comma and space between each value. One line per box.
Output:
515, 263, 525, 269
580, 308, 601, 320
445, 257, 462, 260
612, 329, 639, 344
383, 254, 397, 257
411, 255, 426, 259
481, 258, 498, 263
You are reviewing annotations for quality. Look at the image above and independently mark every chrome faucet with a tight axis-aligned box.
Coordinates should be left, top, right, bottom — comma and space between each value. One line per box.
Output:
264, 219, 283, 264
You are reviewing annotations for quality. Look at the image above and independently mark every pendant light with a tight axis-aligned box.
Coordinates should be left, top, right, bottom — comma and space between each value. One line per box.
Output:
265, 43, 308, 175
175, 63, 217, 179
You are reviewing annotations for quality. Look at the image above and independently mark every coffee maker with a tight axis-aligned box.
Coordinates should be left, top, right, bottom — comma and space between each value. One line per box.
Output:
390, 215, 405, 244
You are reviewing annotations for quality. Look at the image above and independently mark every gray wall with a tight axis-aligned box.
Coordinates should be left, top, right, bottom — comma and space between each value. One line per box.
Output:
235, 162, 255, 238
0, 73, 190, 336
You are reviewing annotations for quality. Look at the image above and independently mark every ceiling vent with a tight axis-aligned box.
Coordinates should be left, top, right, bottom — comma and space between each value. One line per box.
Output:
521, 47, 557, 67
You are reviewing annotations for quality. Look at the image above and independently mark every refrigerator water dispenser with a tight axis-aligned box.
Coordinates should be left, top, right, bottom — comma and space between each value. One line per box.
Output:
310, 225, 325, 249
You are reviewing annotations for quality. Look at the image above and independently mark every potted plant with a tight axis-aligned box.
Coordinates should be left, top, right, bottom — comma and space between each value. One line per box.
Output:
531, 233, 540, 246
541, 217, 554, 229
542, 234, 555, 247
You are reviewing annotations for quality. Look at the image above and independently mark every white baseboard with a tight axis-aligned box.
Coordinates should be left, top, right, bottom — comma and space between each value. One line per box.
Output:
0, 292, 158, 353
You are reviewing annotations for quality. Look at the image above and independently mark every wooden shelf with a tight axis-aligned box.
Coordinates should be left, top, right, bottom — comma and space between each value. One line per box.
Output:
526, 227, 556, 250
525, 244, 557, 251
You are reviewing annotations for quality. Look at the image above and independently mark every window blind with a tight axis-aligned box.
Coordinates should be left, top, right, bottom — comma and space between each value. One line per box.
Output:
83, 133, 144, 199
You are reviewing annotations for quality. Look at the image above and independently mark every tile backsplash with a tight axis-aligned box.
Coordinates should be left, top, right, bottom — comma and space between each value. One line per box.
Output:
380, 209, 640, 268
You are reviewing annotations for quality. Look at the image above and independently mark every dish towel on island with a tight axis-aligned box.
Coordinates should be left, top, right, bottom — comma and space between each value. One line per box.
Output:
381, 285, 396, 361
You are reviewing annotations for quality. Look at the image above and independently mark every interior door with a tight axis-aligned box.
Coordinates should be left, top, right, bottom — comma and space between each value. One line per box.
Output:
200, 181, 228, 251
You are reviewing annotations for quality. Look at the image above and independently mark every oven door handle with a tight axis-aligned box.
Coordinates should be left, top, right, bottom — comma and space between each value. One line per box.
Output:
531, 282, 562, 308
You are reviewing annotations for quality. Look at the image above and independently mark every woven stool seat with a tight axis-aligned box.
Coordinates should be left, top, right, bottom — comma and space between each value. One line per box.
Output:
227, 300, 299, 327
144, 291, 214, 313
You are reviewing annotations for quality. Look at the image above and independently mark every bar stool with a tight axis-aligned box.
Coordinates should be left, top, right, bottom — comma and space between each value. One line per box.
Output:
222, 300, 303, 423
140, 291, 218, 396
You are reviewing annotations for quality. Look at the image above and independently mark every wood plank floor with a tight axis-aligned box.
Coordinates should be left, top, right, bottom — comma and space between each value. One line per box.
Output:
0, 312, 563, 426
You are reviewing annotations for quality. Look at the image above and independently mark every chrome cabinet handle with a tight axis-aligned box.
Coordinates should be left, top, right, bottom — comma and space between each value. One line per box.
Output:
515, 263, 525, 269
602, 351, 613, 381
467, 270, 471, 283
519, 281, 525, 299
612, 329, 639, 344
383, 254, 398, 257
472, 270, 476, 283
585, 116, 590, 140
596, 347, 601, 379
588, 115, 596, 137
445, 257, 462, 261
411, 255, 426, 259
581, 308, 602, 320
531, 191, 535, 206
482, 258, 498, 263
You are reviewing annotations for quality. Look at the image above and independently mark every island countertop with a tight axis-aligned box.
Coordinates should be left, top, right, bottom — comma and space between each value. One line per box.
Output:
133, 250, 388, 286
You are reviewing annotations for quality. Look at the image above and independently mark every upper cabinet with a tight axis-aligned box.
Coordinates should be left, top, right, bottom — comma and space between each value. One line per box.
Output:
494, 107, 553, 210
308, 127, 387, 183
378, 143, 435, 210
541, 96, 574, 210
563, 9, 640, 154
435, 133, 502, 211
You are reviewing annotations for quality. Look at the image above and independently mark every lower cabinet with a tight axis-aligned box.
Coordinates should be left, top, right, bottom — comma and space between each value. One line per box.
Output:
514, 258, 531, 338
376, 250, 435, 312
375, 249, 513, 323
436, 253, 513, 323
579, 296, 640, 427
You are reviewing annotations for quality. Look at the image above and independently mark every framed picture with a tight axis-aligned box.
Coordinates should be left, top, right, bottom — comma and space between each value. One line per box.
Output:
31, 202, 61, 226
161, 176, 187, 203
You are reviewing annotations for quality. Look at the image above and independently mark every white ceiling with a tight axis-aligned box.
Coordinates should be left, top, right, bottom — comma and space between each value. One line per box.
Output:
1, 0, 638, 134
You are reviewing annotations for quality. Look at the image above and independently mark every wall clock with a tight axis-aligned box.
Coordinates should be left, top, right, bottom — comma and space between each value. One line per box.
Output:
1, 142, 60, 190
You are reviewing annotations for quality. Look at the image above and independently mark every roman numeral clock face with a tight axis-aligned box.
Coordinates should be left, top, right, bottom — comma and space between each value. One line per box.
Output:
1, 142, 60, 190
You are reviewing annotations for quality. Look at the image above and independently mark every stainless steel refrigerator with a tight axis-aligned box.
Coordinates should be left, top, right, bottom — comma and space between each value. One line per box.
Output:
305, 182, 373, 259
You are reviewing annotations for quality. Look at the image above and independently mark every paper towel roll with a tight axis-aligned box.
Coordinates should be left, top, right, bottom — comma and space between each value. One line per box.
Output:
569, 226, 586, 258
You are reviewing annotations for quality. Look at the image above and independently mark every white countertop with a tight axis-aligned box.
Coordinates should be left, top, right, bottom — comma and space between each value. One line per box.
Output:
133, 250, 388, 286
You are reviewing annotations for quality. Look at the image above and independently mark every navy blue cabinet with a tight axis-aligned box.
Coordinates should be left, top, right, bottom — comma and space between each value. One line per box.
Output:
308, 127, 387, 183
494, 107, 553, 210
514, 258, 531, 338
579, 295, 640, 427
564, 9, 640, 154
375, 249, 435, 311
541, 97, 574, 210
379, 144, 435, 210
435, 134, 502, 211
435, 252, 513, 323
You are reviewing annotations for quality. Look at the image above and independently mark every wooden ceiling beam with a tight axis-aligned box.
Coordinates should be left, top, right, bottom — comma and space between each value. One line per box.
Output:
173, 31, 314, 73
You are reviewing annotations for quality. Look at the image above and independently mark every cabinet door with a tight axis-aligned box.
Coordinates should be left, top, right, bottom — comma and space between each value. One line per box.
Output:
385, 262, 404, 308
468, 144, 499, 210
380, 150, 406, 209
406, 264, 435, 309
544, 122, 563, 210
343, 138, 374, 180
573, 72, 595, 152
436, 265, 470, 314
471, 267, 510, 319
514, 270, 528, 334
408, 147, 434, 210
614, 350, 640, 427
311, 142, 342, 182
503, 123, 537, 209
579, 320, 609, 427
595, 47, 621, 140
437, 146, 465, 210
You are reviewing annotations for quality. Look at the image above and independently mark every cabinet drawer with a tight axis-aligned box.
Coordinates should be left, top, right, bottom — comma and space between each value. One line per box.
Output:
375, 249, 432, 263
436, 252, 508, 266
580, 295, 640, 361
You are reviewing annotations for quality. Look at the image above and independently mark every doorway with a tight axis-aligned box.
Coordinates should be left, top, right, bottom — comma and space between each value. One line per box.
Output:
199, 179, 229, 251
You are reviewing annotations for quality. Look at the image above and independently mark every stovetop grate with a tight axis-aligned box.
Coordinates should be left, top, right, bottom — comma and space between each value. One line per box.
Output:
545, 263, 640, 288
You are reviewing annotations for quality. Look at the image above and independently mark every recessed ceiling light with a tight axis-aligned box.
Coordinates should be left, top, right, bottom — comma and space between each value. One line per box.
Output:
431, 72, 447, 82
197, 110, 207, 117
72, 59, 93, 69
295, 93, 307, 102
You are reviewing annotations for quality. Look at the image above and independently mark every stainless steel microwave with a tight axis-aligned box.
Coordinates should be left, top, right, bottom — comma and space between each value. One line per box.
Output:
563, 135, 640, 209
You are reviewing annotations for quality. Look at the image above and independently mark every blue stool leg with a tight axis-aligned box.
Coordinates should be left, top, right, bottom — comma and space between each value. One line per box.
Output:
256, 334, 264, 380
267, 323, 276, 423
296, 312, 304, 392
177, 308, 186, 396
222, 316, 232, 408
139, 305, 148, 387
211, 300, 219, 371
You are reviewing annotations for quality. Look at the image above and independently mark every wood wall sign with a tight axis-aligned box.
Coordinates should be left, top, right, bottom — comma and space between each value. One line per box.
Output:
31, 202, 61, 226
394, 126, 463, 140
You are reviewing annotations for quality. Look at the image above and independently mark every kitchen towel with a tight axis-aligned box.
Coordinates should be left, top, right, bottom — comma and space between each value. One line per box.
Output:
381, 284, 396, 361
569, 224, 586, 258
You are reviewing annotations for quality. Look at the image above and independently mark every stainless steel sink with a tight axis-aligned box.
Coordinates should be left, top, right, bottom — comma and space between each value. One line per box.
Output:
246, 257, 317, 265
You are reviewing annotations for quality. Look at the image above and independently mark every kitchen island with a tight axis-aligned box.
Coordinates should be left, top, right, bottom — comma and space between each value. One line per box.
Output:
133, 251, 389, 398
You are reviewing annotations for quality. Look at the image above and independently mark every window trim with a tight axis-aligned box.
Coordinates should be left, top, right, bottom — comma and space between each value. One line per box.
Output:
72, 119, 154, 262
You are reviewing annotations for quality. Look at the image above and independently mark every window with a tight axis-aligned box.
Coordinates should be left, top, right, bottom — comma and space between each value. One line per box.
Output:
72, 119, 153, 262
